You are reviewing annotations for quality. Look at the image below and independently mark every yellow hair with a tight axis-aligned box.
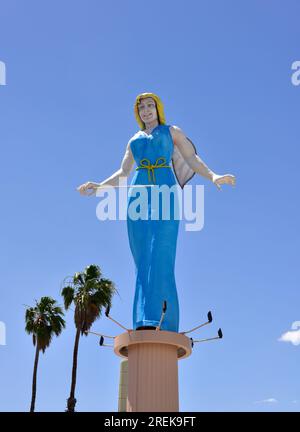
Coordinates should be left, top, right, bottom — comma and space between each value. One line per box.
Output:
134, 92, 166, 130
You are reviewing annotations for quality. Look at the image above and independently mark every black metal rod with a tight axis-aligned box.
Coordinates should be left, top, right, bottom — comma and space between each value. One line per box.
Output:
180, 311, 213, 335
156, 300, 167, 331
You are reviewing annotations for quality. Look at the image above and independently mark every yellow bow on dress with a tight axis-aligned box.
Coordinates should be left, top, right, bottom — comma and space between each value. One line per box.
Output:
136, 157, 171, 184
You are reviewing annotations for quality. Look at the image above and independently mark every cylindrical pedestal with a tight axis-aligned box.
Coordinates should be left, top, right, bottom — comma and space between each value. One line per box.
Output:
118, 359, 128, 412
114, 330, 192, 412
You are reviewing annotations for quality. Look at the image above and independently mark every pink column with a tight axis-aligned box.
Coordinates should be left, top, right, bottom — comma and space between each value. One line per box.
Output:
114, 330, 192, 412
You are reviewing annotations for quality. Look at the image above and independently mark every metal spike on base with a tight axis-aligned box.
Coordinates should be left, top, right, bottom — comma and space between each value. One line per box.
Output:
191, 328, 223, 344
180, 310, 213, 335
105, 305, 131, 332
84, 330, 115, 339
84, 331, 115, 347
99, 335, 113, 347
155, 300, 167, 331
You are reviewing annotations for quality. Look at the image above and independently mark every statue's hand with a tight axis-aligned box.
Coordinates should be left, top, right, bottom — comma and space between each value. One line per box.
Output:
212, 173, 236, 191
77, 181, 100, 196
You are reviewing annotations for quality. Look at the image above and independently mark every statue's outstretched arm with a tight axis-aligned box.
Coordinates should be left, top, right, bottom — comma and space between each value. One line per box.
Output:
77, 141, 135, 195
170, 125, 236, 190
98, 141, 134, 187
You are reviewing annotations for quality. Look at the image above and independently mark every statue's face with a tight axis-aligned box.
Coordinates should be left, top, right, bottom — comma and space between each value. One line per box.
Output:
137, 97, 158, 125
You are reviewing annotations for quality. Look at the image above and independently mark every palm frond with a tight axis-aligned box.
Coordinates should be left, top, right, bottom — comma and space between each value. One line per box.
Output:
61, 286, 75, 310
84, 264, 101, 281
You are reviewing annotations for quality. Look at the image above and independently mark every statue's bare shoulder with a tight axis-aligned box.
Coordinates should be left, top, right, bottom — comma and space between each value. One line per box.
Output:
169, 125, 185, 146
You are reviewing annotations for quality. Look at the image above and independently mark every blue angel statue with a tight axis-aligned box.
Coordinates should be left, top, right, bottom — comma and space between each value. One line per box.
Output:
77, 93, 236, 332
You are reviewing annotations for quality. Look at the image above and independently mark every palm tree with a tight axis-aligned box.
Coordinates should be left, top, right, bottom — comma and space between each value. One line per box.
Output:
62, 264, 117, 412
25, 296, 65, 412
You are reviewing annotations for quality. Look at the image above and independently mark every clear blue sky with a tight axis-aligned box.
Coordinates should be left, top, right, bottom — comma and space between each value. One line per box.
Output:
0, 0, 299, 412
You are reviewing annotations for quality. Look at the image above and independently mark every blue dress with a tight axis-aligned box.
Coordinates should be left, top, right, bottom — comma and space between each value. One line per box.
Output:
127, 124, 180, 332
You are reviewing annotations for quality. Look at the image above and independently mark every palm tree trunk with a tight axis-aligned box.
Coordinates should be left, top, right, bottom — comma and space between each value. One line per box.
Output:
30, 343, 40, 412
67, 327, 81, 412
